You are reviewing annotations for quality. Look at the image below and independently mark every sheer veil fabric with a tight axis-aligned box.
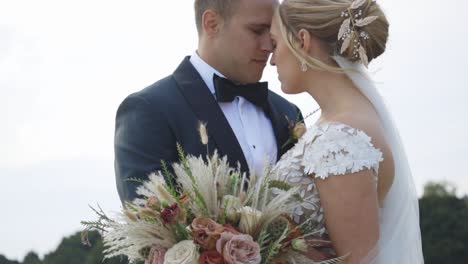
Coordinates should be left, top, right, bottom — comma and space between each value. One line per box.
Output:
333, 56, 424, 263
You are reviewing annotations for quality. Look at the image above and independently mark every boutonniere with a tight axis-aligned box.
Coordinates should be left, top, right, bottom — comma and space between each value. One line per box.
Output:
281, 108, 320, 149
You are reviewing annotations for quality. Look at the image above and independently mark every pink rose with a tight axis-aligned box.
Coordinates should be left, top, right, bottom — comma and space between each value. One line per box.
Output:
145, 245, 166, 264
216, 232, 261, 264
190, 218, 225, 250
199, 250, 225, 264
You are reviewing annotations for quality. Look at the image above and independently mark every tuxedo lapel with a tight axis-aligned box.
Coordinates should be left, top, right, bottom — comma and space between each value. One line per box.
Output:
263, 96, 292, 161
173, 57, 249, 172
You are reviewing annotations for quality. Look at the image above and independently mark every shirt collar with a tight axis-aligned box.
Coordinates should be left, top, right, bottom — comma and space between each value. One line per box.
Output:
189, 51, 225, 95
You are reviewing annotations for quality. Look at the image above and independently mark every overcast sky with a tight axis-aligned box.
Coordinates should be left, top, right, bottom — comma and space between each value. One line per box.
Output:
1, 0, 467, 261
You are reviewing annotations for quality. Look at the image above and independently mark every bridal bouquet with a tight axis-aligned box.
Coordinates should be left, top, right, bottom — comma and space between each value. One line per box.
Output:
82, 125, 344, 264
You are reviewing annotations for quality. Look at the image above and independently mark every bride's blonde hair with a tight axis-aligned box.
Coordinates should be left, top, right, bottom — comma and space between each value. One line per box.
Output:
277, 0, 389, 71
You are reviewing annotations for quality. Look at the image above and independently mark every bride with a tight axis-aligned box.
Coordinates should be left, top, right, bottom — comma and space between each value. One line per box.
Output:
269, 0, 423, 263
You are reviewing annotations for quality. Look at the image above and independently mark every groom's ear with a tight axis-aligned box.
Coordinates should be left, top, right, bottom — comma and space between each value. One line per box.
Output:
202, 9, 223, 38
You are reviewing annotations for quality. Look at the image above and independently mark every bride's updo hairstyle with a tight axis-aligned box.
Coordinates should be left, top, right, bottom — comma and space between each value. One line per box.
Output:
277, 0, 389, 71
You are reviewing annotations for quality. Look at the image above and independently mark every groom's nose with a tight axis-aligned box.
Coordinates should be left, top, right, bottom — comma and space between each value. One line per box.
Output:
259, 34, 273, 53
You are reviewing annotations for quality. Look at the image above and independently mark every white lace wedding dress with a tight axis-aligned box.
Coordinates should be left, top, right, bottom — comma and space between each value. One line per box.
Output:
273, 122, 383, 234
272, 57, 424, 263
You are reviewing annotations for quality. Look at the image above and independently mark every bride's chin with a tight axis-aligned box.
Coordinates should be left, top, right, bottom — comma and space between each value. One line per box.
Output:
281, 86, 303, 95
280, 84, 293, 94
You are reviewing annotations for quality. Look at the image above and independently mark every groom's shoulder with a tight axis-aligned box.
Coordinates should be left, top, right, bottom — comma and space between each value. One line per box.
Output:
135, 75, 180, 102
121, 74, 182, 107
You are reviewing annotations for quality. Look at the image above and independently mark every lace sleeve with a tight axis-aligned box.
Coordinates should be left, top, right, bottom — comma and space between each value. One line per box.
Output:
301, 123, 383, 179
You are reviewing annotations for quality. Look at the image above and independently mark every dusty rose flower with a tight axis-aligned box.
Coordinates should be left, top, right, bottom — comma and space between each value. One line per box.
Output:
190, 218, 225, 250
146, 196, 160, 210
216, 232, 261, 264
145, 245, 166, 264
199, 250, 225, 264
191, 218, 224, 234
160, 203, 180, 224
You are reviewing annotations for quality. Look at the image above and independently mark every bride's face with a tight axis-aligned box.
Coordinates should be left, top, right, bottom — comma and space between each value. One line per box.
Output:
269, 14, 305, 94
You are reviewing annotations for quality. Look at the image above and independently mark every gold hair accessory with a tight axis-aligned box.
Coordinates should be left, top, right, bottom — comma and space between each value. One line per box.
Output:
338, 0, 378, 67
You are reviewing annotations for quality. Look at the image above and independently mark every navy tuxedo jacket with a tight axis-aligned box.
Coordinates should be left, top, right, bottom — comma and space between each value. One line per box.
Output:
115, 57, 302, 203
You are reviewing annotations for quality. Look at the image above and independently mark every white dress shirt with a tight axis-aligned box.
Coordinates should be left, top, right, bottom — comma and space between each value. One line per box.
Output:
189, 52, 278, 177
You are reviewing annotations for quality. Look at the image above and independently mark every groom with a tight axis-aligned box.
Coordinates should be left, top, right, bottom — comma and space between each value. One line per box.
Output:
114, 0, 302, 203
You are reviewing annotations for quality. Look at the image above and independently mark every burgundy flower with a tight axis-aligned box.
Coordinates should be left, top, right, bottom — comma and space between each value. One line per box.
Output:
160, 203, 180, 224
199, 250, 225, 264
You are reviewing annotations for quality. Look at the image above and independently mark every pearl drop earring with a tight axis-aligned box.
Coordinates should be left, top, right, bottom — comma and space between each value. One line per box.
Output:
300, 61, 308, 72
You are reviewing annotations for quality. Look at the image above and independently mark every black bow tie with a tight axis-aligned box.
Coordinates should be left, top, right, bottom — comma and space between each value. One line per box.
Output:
213, 74, 268, 107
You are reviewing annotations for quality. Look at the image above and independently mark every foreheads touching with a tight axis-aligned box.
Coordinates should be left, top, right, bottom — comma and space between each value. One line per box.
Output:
194, 0, 278, 37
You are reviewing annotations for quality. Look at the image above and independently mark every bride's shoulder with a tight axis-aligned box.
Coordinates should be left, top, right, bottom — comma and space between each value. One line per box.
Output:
324, 114, 394, 200
321, 112, 387, 148
299, 114, 387, 178
321, 113, 393, 173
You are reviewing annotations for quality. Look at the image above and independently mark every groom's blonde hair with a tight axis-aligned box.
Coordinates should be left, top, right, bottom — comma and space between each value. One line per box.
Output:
278, 0, 389, 71
194, 0, 237, 35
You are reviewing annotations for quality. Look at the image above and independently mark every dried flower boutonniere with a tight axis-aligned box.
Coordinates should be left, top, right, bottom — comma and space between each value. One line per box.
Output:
281, 108, 320, 149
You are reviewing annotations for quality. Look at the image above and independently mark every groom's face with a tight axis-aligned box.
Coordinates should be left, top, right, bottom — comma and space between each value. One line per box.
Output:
214, 0, 276, 83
